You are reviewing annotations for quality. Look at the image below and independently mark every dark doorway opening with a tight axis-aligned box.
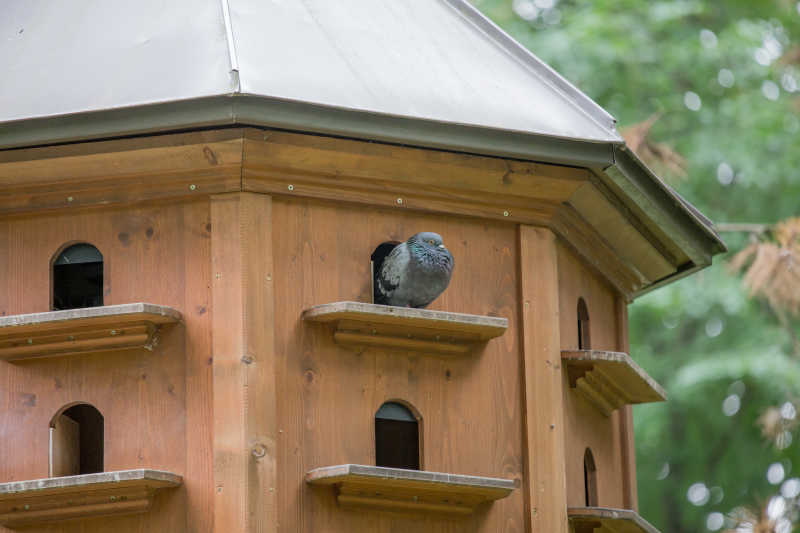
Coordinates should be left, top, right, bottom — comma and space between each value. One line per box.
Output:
583, 448, 598, 506
53, 243, 103, 311
577, 298, 591, 350
51, 403, 104, 477
375, 401, 420, 470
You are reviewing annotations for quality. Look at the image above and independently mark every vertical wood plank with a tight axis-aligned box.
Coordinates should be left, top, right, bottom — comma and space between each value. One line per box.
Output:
211, 192, 277, 533
616, 294, 639, 511
51, 415, 80, 477
519, 226, 567, 533
184, 200, 214, 533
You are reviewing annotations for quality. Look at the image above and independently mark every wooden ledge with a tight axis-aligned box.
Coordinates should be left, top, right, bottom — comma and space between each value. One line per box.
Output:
562, 350, 666, 416
306, 464, 516, 516
0, 469, 182, 528
0, 303, 182, 361
568, 507, 661, 533
302, 302, 508, 355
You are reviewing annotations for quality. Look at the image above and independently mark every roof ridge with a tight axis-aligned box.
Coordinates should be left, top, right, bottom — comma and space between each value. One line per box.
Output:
220, 0, 241, 93
441, 0, 618, 137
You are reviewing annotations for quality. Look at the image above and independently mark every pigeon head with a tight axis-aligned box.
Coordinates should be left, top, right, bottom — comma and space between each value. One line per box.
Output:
410, 232, 447, 252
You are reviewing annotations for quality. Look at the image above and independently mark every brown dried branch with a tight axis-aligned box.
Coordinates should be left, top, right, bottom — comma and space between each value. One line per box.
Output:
729, 218, 800, 318
621, 113, 688, 182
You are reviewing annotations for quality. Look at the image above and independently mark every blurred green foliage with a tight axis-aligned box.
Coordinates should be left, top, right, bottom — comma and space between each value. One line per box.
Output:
473, 1, 800, 531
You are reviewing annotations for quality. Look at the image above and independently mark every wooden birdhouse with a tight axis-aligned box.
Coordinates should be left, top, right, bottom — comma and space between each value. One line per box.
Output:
0, 2, 724, 532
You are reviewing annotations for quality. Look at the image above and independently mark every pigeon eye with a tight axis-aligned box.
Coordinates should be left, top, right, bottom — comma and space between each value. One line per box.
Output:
428, 239, 435, 245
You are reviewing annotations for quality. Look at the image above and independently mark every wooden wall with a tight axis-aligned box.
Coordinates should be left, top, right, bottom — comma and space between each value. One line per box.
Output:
556, 243, 629, 509
0, 200, 213, 532
0, 189, 636, 532
272, 197, 525, 532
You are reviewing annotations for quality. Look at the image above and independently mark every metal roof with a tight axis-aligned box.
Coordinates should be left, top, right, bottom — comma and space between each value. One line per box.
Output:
0, 0, 725, 292
1, 0, 618, 144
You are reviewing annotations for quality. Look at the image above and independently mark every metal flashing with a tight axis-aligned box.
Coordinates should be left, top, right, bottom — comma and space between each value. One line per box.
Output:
442, 0, 618, 135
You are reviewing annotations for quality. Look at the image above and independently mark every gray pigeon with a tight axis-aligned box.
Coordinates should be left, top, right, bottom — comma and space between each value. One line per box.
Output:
374, 232, 454, 308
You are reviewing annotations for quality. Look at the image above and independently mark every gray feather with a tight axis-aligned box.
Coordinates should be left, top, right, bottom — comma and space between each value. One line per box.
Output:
374, 232, 454, 308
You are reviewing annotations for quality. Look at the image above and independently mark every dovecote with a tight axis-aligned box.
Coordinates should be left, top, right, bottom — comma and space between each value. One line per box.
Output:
0, 2, 723, 532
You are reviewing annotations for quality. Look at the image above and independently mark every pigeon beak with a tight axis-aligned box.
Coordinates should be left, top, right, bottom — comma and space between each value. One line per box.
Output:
438, 244, 446, 249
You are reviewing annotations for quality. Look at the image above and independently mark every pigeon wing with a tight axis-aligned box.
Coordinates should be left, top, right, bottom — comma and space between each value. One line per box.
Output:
374, 243, 408, 304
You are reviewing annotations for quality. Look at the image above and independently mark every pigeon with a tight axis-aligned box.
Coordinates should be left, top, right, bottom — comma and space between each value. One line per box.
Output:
374, 232, 454, 308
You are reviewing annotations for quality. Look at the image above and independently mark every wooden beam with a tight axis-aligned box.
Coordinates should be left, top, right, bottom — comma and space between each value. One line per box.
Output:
550, 206, 647, 299
211, 192, 277, 533
242, 129, 578, 226
519, 226, 568, 533
568, 183, 676, 282
616, 295, 639, 511
0, 130, 244, 215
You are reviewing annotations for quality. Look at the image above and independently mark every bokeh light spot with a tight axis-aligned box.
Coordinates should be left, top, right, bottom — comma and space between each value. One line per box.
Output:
706, 317, 724, 337
684, 91, 702, 111
718, 69, 735, 88
762, 80, 780, 101
717, 163, 734, 185
766, 495, 786, 519
700, 29, 718, 48
706, 512, 724, 531
768, 462, 786, 485
688, 482, 710, 506
723, 394, 741, 416
780, 478, 800, 498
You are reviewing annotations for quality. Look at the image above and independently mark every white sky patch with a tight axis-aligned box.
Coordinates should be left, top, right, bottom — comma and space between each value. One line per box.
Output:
781, 402, 796, 420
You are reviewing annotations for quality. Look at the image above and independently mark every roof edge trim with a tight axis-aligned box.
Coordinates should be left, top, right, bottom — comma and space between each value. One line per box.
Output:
610, 147, 726, 255
0, 95, 615, 167
442, 0, 618, 135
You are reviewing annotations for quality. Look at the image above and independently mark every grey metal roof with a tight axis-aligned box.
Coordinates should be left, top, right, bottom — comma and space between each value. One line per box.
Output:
1, 0, 619, 144
0, 0, 725, 291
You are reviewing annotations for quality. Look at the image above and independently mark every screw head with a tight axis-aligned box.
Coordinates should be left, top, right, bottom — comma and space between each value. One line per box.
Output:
287, 184, 294, 191
67, 196, 74, 203
396, 198, 403, 205
189, 184, 197, 191
503, 210, 510, 217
